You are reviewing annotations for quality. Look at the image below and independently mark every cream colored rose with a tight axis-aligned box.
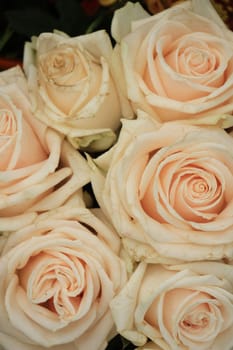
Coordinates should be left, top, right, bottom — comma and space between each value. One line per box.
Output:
0, 206, 127, 350
111, 0, 233, 124
90, 114, 233, 262
23, 30, 122, 151
111, 261, 233, 350
0, 66, 90, 233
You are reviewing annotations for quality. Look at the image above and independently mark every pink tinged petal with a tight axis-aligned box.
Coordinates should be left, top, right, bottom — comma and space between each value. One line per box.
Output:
0, 129, 62, 196
23, 253, 87, 313
198, 286, 233, 332
140, 15, 231, 94
19, 249, 98, 322
167, 154, 227, 217
169, 160, 225, 223
166, 34, 228, 83
114, 0, 233, 121
0, 95, 47, 171
143, 21, 192, 97
6, 279, 98, 346
121, 147, 149, 202
3, 241, 112, 346
27, 141, 91, 212
140, 149, 191, 228
164, 290, 223, 343
147, 29, 231, 101
143, 34, 166, 98
146, 287, 224, 350
0, 130, 68, 216
141, 139, 233, 228
0, 163, 45, 190
0, 93, 22, 170
178, 305, 223, 349
0, 168, 71, 215
154, 45, 211, 102
5, 276, 60, 345
13, 114, 47, 169
0, 109, 17, 170
0, 210, 126, 347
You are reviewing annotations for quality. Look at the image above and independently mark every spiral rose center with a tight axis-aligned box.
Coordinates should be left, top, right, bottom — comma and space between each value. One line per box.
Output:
181, 311, 209, 331
145, 288, 223, 348
46, 52, 75, 79
165, 35, 220, 79
38, 46, 93, 114
178, 46, 218, 76
191, 179, 208, 195
141, 150, 226, 225
18, 250, 97, 320
40, 47, 87, 86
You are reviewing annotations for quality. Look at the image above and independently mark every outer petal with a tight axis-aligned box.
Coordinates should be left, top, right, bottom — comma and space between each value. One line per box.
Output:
110, 262, 148, 346
111, 2, 150, 43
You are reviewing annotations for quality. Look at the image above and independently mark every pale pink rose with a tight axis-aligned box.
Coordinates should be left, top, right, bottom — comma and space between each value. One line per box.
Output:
23, 30, 122, 151
0, 206, 127, 350
90, 115, 233, 262
111, 261, 233, 350
111, 0, 233, 124
0, 66, 90, 233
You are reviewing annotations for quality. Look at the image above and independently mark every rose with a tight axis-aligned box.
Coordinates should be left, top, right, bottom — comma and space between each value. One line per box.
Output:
90, 114, 233, 262
110, 261, 233, 350
0, 66, 90, 233
111, 0, 233, 124
0, 206, 127, 350
23, 30, 122, 151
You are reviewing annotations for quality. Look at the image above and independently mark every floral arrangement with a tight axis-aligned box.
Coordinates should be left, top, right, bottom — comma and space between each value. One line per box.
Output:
1, 1, 233, 350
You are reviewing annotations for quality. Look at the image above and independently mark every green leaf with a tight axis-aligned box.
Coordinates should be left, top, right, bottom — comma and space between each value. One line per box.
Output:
0, 26, 13, 52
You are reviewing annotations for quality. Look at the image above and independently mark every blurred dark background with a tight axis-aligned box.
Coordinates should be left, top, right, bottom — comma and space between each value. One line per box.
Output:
0, 0, 232, 70
0, 0, 103, 68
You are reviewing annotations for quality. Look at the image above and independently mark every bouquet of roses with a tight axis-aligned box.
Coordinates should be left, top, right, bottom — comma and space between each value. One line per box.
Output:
1, 0, 233, 349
